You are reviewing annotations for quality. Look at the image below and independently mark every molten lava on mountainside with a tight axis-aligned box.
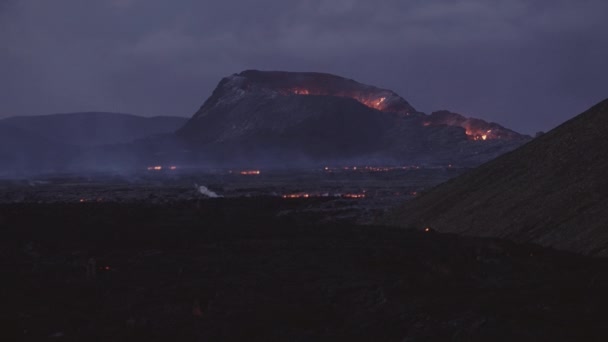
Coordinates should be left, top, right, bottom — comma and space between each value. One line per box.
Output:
286, 87, 395, 113
425, 110, 525, 141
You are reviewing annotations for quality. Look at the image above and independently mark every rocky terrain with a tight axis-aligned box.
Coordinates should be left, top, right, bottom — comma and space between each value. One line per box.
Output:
0, 167, 464, 227
385, 98, 608, 256
1, 95, 606, 339
177, 70, 530, 166
3, 198, 608, 341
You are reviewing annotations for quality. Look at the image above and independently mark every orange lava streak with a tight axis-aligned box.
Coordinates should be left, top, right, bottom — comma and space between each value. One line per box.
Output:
287, 88, 390, 111
240, 170, 261, 175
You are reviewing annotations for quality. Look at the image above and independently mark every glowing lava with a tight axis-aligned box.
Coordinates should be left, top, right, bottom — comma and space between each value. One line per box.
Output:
465, 129, 493, 141
343, 193, 366, 199
422, 110, 525, 142
240, 170, 261, 175
147, 165, 178, 171
286, 88, 397, 113
282, 193, 310, 199
359, 97, 387, 110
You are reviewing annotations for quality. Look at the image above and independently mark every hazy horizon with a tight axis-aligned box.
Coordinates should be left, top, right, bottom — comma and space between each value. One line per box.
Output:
2, 0, 608, 135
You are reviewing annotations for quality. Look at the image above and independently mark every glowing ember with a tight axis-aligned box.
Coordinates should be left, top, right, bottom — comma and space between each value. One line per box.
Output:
343, 193, 366, 199
323, 165, 423, 173
281, 192, 366, 199
292, 88, 310, 95
364, 166, 392, 172
282, 193, 310, 199
424, 227, 431, 232
466, 129, 495, 141
170, 166, 178, 170
240, 170, 261, 175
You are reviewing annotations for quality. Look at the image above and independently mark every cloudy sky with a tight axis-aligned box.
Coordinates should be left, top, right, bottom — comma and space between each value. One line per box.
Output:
1, 0, 607, 134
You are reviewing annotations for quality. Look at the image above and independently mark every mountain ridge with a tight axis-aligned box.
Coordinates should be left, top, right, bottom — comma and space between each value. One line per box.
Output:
177, 70, 529, 166
384, 98, 608, 256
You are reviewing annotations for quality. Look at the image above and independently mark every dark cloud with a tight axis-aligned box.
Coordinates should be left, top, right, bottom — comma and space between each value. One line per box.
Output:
1, 0, 607, 133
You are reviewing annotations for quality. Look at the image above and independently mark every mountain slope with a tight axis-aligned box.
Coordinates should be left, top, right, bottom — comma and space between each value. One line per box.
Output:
177, 70, 529, 166
1, 112, 188, 147
385, 98, 608, 256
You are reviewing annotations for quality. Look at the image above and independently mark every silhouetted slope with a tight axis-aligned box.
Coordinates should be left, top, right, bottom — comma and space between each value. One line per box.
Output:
4, 200, 608, 340
177, 70, 529, 166
1, 112, 187, 147
386, 98, 608, 256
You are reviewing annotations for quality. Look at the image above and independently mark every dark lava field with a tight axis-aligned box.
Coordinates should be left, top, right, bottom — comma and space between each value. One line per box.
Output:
2, 169, 608, 341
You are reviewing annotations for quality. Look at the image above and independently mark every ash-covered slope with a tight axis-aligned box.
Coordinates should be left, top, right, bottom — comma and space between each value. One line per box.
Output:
385, 98, 608, 256
177, 70, 528, 166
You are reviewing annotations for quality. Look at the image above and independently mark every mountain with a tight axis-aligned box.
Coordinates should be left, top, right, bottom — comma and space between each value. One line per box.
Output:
0, 73, 530, 174
0, 112, 188, 175
177, 70, 529, 166
385, 98, 608, 256
0, 112, 188, 147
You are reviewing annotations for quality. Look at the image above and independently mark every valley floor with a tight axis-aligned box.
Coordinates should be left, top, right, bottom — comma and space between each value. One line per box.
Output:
2, 198, 608, 341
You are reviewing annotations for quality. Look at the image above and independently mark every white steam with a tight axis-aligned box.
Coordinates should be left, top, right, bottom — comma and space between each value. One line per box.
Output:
194, 183, 221, 198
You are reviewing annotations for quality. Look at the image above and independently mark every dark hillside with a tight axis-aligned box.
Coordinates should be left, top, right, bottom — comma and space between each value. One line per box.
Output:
386, 99, 608, 256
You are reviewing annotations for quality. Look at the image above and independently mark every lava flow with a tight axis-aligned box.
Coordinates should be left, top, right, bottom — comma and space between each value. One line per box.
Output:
147, 165, 178, 171
288, 87, 392, 112
466, 129, 493, 141
239, 170, 261, 175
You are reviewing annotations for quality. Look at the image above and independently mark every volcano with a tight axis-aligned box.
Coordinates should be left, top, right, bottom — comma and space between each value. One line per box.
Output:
177, 70, 529, 166
385, 98, 608, 256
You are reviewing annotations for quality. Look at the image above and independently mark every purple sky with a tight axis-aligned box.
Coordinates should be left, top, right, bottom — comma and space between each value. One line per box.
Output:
1, 0, 607, 134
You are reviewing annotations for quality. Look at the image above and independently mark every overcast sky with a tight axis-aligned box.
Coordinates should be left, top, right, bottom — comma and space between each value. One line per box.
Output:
1, 0, 607, 134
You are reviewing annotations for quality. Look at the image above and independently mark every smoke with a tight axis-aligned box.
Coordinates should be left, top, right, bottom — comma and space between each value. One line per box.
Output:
195, 183, 221, 198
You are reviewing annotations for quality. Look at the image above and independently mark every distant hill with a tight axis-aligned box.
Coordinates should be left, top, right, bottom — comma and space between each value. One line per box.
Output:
177, 70, 529, 166
0, 112, 188, 175
0, 123, 77, 176
385, 98, 608, 256
1, 112, 188, 147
